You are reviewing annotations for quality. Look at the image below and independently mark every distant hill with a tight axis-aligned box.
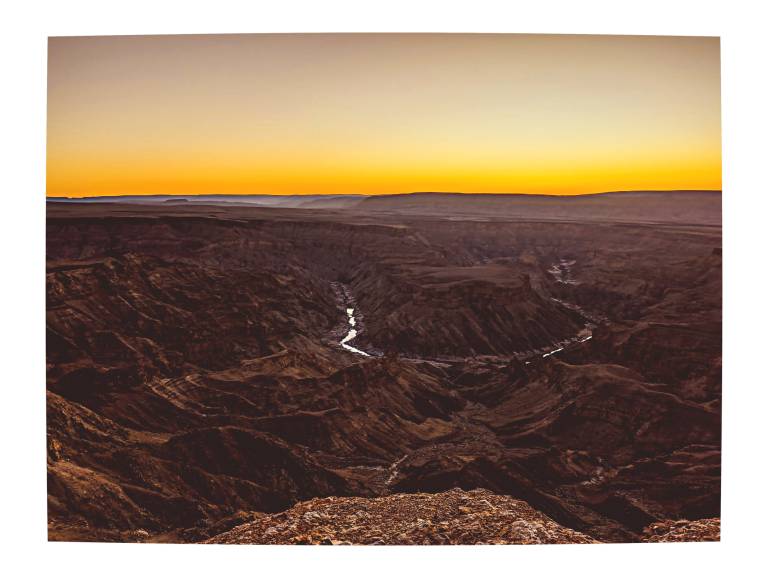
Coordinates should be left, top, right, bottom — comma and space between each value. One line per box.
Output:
354, 190, 722, 226
47, 194, 367, 210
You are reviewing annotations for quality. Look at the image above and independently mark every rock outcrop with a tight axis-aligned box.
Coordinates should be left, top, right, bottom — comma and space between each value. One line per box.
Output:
642, 518, 720, 542
206, 488, 598, 545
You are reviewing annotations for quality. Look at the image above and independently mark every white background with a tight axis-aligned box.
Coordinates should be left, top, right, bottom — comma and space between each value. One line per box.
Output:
1, 0, 765, 576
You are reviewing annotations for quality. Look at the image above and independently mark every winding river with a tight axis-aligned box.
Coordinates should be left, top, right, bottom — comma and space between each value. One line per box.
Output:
340, 307, 371, 357
333, 258, 599, 361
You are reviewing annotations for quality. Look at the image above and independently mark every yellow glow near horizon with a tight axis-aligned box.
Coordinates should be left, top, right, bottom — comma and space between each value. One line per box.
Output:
47, 34, 721, 197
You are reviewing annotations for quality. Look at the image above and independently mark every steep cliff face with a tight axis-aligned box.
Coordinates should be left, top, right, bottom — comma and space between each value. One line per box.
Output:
47, 253, 338, 380
352, 264, 585, 358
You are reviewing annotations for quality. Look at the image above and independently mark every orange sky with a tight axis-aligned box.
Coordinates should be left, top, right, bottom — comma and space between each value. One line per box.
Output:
47, 34, 721, 197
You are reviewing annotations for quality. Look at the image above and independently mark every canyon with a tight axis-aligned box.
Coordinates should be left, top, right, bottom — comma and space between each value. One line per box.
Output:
46, 192, 721, 544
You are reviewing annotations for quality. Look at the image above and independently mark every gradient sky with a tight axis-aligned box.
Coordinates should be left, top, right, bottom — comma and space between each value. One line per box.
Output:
47, 34, 721, 197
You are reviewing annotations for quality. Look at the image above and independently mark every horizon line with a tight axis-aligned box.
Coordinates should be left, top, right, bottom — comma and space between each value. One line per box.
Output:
47, 189, 723, 200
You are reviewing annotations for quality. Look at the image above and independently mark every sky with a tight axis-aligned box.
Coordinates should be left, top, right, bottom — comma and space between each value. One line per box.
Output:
47, 34, 721, 197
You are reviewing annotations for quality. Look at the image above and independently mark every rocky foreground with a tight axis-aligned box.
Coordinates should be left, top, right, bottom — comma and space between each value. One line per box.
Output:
642, 518, 721, 543
206, 489, 720, 545
205, 489, 598, 545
